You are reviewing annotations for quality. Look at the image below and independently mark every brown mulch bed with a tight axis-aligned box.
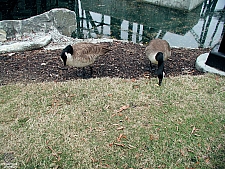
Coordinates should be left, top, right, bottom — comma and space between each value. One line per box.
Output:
0, 41, 210, 85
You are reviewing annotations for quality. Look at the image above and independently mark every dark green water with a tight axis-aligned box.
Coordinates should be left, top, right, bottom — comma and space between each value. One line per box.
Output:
0, 0, 224, 48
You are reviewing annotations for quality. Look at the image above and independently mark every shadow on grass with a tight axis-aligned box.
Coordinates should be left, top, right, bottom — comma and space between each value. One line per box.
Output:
210, 141, 225, 169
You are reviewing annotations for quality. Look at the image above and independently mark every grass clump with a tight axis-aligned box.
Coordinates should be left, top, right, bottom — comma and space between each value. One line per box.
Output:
0, 74, 225, 168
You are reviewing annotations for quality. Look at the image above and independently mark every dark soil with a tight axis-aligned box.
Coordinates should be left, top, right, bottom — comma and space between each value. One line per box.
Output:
0, 41, 210, 85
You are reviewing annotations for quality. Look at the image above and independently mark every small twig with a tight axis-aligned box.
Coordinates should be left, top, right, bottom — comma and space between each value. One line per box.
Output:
117, 105, 129, 113
128, 144, 136, 149
191, 126, 199, 135
117, 126, 124, 130
47, 143, 61, 162
114, 143, 125, 147
117, 134, 126, 142
111, 142, 136, 149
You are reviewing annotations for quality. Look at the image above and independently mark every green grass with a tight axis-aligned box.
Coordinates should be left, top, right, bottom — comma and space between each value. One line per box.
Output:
0, 74, 225, 168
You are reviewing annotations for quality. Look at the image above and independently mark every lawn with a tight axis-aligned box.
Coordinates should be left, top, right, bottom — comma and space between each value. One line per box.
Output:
0, 74, 225, 168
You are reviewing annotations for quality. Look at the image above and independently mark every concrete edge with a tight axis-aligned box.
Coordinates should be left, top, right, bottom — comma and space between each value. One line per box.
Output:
195, 53, 225, 76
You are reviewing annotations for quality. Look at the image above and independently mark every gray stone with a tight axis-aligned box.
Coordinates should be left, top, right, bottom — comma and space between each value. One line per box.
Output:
0, 35, 52, 53
0, 8, 76, 39
195, 53, 225, 76
0, 29, 7, 42
0, 8, 115, 52
0, 8, 76, 53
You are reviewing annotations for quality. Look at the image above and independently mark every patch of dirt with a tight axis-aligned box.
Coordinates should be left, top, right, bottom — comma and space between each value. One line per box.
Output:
0, 41, 210, 85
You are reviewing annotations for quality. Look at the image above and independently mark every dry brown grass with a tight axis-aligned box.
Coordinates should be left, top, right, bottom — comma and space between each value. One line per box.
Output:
0, 74, 225, 168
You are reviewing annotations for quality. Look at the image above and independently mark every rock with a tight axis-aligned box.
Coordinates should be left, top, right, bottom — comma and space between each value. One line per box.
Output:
0, 8, 76, 39
0, 29, 7, 42
0, 8, 115, 52
0, 35, 52, 53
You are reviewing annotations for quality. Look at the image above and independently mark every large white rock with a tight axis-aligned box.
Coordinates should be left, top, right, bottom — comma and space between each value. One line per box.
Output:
0, 35, 52, 53
0, 29, 7, 42
0, 8, 76, 40
0, 8, 76, 53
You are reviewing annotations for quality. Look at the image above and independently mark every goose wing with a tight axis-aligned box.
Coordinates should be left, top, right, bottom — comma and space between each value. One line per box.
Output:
71, 43, 110, 67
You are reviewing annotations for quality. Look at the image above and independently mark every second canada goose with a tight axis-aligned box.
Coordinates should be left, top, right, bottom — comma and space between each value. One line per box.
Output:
145, 39, 171, 86
60, 42, 111, 77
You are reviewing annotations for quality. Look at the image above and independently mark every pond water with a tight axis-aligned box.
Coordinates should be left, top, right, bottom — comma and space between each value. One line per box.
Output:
0, 0, 224, 48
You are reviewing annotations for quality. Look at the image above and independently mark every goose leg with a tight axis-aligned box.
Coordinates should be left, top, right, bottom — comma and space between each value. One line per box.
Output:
58, 66, 68, 80
82, 67, 86, 78
150, 62, 153, 72
90, 66, 93, 77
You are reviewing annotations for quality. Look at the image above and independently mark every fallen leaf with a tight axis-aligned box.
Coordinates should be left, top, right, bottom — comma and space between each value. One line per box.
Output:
180, 149, 185, 156
143, 72, 150, 78
131, 78, 136, 82
117, 105, 129, 113
191, 126, 199, 135
132, 84, 140, 89
149, 134, 159, 140
114, 143, 125, 147
117, 134, 126, 142
128, 144, 136, 149
205, 158, 210, 164
47, 145, 61, 162
117, 126, 124, 130
194, 134, 201, 137
215, 76, 219, 81
108, 94, 113, 97
150, 134, 154, 141
91, 157, 98, 163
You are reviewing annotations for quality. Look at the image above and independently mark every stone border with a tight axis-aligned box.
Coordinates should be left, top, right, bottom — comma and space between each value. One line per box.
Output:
0, 35, 52, 53
195, 53, 225, 76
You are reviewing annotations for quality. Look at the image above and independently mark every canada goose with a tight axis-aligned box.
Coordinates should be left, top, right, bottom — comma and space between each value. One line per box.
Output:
60, 42, 111, 77
145, 39, 171, 86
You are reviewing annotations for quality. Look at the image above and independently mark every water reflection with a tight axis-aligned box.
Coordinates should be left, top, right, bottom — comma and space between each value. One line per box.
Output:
0, 0, 224, 48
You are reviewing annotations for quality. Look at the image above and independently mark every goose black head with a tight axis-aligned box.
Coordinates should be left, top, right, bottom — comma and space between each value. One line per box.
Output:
155, 52, 164, 63
61, 45, 73, 66
156, 52, 165, 86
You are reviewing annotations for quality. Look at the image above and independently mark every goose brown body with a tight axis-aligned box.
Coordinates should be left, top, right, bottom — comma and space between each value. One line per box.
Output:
145, 39, 171, 86
145, 39, 171, 64
62, 42, 111, 67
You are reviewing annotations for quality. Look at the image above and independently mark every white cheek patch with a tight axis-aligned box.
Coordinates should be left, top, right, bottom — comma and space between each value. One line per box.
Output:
163, 71, 165, 78
65, 52, 72, 58
65, 52, 73, 66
